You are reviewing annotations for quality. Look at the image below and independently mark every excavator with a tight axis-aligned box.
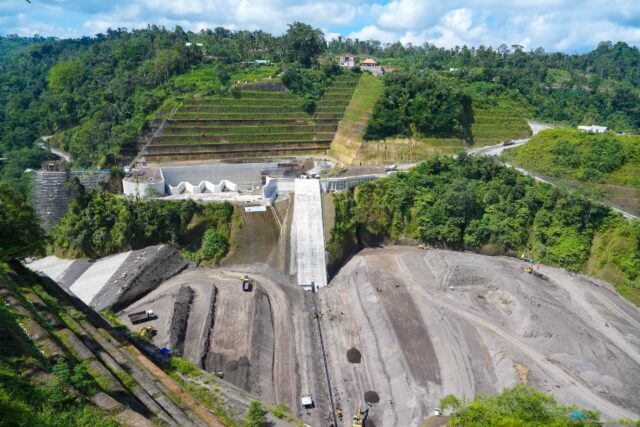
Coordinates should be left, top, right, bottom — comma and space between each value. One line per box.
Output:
524, 261, 545, 279
352, 402, 364, 427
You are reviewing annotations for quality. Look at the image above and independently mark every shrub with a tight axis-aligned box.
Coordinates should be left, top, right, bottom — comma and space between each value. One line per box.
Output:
272, 403, 290, 419
200, 228, 229, 263
243, 401, 267, 427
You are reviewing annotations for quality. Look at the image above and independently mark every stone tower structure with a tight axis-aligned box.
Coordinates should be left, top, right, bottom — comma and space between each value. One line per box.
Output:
33, 160, 71, 231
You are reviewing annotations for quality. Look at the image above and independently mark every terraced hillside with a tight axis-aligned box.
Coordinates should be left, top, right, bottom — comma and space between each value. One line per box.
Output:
468, 88, 533, 147
0, 263, 225, 426
145, 75, 359, 161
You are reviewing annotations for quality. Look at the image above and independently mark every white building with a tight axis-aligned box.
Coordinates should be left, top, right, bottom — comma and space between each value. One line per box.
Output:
578, 125, 608, 134
339, 55, 355, 68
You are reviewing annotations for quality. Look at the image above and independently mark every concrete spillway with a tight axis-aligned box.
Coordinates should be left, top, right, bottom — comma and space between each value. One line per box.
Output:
292, 178, 327, 289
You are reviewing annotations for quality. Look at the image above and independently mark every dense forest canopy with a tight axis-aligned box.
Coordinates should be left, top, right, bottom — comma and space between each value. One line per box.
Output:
2, 24, 640, 195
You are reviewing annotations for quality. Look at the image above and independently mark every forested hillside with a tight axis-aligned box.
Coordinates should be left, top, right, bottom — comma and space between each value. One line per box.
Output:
3, 25, 640, 196
329, 39, 640, 131
0, 23, 325, 195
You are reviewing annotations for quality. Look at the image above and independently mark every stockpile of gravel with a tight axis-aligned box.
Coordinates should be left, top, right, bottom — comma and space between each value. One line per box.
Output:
93, 244, 188, 311
169, 286, 195, 356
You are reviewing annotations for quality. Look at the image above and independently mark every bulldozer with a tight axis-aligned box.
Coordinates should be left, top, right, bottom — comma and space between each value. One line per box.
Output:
352, 402, 364, 427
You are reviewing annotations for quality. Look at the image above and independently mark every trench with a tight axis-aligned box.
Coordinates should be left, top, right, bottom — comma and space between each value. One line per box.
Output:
312, 294, 338, 427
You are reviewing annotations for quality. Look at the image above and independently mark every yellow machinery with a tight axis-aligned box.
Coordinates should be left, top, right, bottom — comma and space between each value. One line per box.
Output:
139, 325, 156, 340
352, 402, 364, 427
524, 261, 539, 273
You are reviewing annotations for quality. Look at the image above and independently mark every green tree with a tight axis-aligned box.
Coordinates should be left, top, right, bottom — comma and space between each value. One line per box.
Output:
243, 401, 267, 427
0, 183, 45, 261
282, 22, 325, 67
200, 228, 229, 263
447, 384, 600, 426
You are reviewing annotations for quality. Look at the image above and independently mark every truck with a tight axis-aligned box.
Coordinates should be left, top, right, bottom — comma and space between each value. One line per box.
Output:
128, 309, 155, 324
384, 164, 397, 172
241, 274, 254, 292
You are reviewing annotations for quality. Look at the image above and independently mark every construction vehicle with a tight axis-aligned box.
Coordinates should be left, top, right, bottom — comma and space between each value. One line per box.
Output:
138, 325, 156, 340
524, 261, 545, 279
241, 274, 254, 292
352, 402, 364, 427
128, 309, 155, 324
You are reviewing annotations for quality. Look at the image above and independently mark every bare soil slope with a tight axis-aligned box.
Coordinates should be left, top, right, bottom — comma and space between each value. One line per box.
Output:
320, 247, 640, 427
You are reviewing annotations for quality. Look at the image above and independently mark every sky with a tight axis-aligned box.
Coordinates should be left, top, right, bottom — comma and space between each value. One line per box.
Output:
2, 0, 640, 52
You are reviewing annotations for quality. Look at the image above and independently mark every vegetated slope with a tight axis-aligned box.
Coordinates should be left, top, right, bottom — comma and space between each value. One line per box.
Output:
0, 263, 225, 426
145, 75, 358, 161
331, 73, 465, 165
50, 190, 237, 260
467, 82, 533, 146
328, 155, 640, 305
341, 74, 531, 164
503, 128, 640, 216
321, 247, 640, 426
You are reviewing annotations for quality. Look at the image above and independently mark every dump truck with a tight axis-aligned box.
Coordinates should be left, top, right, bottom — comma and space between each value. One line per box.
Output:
128, 309, 155, 324
241, 274, 254, 292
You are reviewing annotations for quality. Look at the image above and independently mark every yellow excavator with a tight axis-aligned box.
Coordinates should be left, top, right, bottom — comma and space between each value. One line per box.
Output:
524, 261, 545, 279
352, 402, 364, 427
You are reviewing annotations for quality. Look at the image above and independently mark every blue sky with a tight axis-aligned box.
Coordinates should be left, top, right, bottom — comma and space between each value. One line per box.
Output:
2, 0, 640, 52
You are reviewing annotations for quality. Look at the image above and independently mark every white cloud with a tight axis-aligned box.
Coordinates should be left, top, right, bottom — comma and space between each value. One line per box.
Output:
375, 0, 442, 31
1, 0, 640, 52
347, 24, 397, 43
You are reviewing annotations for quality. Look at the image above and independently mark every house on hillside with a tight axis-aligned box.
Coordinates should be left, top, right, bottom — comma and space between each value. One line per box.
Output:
359, 58, 385, 75
578, 125, 608, 134
339, 55, 356, 67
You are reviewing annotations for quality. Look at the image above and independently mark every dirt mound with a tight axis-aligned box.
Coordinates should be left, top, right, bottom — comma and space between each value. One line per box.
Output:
347, 347, 361, 363
169, 286, 194, 356
364, 390, 380, 403
93, 244, 188, 311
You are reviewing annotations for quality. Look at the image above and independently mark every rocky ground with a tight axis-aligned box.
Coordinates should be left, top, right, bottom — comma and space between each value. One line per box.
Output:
34, 243, 640, 427
320, 247, 640, 426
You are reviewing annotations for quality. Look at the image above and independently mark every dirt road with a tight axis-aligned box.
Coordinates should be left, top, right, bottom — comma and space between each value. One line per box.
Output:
319, 247, 640, 426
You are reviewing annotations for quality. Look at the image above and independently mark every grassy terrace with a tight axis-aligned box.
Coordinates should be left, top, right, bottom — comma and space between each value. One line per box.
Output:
468, 92, 533, 146
146, 73, 359, 159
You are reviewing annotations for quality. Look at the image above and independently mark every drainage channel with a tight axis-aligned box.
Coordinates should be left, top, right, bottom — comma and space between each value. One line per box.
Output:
312, 294, 338, 427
